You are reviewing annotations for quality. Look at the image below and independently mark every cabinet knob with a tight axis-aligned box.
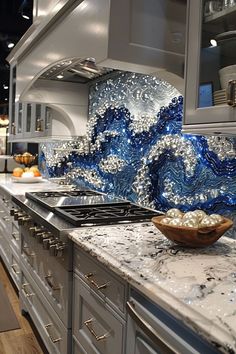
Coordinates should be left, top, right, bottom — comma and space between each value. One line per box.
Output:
227, 80, 236, 107
11, 123, 16, 135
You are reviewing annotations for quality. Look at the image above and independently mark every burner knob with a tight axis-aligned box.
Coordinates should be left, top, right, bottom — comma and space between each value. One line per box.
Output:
49, 243, 57, 256
14, 212, 25, 221
43, 237, 56, 249
56, 243, 66, 258
10, 208, 17, 216
42, 237, 52, 249
18, 216, 32, 226
29, 227, 43, 237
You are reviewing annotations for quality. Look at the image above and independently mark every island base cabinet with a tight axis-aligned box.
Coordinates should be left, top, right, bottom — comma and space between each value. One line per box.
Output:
72, 335, 87, 354
73, 274, 125, 354
20, 265, 70, 354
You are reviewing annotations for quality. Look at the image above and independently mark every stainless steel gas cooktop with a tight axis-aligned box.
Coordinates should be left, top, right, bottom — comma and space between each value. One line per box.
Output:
25, 190, 127, 211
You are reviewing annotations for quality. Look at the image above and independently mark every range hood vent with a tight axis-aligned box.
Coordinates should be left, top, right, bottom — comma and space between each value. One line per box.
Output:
40, 57, 115, 84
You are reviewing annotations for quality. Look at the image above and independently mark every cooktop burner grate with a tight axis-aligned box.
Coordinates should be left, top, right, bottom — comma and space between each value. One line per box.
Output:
54, 204, 160, 226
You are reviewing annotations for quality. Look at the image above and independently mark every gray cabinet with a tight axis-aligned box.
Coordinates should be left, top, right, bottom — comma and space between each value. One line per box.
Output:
126, 289, 221, 354
73, 247, 127, 354
183, 0, 236, 135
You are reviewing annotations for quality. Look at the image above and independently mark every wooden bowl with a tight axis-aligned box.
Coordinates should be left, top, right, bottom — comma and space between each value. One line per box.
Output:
152, 215, 233, 247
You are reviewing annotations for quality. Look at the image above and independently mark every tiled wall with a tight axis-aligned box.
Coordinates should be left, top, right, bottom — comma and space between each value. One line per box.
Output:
40, 72, 236, 237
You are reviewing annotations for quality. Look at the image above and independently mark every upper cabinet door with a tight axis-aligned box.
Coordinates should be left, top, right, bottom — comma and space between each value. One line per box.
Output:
183, 0, 236, 135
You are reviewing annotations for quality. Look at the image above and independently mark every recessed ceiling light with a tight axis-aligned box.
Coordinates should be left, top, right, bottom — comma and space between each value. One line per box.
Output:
4, 98, 8, 101
22, 14, 30, 19
56, 74, 64, 79
3, 85, 8, 90
7, 42, 15, 49
210, 39, 217, 47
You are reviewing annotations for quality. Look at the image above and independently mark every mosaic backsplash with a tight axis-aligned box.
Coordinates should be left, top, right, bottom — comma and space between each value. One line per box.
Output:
40, 72, 236, 237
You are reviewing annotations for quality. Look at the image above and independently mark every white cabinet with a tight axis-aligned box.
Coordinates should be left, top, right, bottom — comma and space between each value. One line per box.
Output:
183, 0, 236, 135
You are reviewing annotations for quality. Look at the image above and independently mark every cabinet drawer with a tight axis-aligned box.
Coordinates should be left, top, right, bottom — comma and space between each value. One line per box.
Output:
74, 247, 126, 315
20, 267, 69, 354
73, 274, 125, 354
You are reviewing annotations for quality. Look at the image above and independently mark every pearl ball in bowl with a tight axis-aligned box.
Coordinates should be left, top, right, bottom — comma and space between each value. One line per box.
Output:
166, 208, 183, 219
168, 217, 183, 226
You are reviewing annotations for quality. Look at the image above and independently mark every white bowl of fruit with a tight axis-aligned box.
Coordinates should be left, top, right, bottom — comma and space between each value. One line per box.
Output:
12, 166, 42, 183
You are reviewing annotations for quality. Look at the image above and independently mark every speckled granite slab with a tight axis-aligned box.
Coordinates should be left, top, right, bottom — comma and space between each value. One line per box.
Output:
69, 222, 236, 354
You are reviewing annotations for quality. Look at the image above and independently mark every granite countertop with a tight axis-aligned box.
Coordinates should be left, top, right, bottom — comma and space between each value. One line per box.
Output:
69, 223, 236, 354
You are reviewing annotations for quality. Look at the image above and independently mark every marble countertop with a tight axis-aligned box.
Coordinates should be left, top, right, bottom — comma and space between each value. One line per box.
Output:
69, 223, 236, 354
0, 174, 72, 195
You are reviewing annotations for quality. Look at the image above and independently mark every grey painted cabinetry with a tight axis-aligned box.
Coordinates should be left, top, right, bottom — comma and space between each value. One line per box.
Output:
0, 188, 21, 289
73, 246, 127, 354
183, 0, 236, 135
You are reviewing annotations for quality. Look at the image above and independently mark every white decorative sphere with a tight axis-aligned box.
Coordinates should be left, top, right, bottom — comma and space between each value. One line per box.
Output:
192, 210, 207, 221
210, 214, 224, 224
161, 217, 172, 225
166, 208, 182, 219
199, 216, 217, 228
169, 217, 183, 226
182, 219, 199, 228
182, 211, 198, 222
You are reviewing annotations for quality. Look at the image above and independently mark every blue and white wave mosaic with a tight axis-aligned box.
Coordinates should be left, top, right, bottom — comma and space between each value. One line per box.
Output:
40, 72, 236, 237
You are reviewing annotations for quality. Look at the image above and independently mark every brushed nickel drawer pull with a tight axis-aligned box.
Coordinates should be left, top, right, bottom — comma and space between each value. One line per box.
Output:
22, 283, 35, 297
45, 275, 60, 291
126, 301, 176, 353
85, 273, 110, 290
84, 318, 109, 341
45, 323, 62, 343
11, 263, 20, 275
23, 246, 35, 258
12, 232, 19, 241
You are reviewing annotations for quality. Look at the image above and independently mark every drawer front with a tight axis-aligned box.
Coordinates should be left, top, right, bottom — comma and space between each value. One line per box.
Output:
9, 249, 21, 288
73, 335, 87, 354
20, 267, 69, 354
74, 247, 126, 315
73, 274, 124, 354
21, 227, 71, 327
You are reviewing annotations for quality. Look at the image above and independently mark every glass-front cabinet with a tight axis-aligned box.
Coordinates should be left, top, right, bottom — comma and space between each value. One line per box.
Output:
183, 0, 236, 134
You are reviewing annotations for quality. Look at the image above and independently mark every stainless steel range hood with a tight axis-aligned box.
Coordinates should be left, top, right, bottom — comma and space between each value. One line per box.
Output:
39, 57, 116, 84
7, 0, 187, 141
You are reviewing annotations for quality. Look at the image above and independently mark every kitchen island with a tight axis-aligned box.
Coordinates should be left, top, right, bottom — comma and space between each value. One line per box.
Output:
69, 223, 236, 354
0, 174, 235, 353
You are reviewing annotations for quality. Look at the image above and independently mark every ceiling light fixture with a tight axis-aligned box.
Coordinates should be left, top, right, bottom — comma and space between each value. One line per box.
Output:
80, 58, 100, 74
7, 42, 15, 49
56, 74, 64, 79
3, 85, 8, 90
210, 39, 217, 47
19, 0, 32, 20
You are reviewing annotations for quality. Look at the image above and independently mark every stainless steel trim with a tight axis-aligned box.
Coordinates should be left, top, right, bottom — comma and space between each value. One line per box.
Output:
126, 301, 176, 354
